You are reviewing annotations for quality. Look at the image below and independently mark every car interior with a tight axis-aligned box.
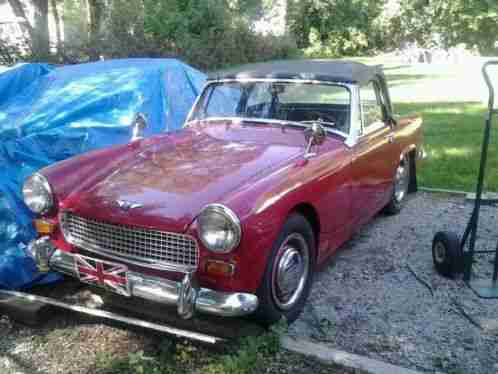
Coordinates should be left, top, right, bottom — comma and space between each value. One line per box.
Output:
244, 102, 350, 134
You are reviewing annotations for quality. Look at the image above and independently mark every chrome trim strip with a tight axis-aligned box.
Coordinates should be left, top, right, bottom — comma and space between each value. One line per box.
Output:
361, 120, 388, 136
185, 82, 208, 125
347, 84, 361, 147
206, 78, 350, 85
0, 289, 222, 344
60, 212, 199, 273
47, 248, 259, 318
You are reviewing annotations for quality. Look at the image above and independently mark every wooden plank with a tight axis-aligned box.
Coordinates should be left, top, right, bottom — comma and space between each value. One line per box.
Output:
0, 292, 53, 326
419, 186, 467, 195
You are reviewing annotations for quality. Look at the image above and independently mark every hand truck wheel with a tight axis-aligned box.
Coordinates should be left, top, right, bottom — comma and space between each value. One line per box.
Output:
432, 231, 464, 278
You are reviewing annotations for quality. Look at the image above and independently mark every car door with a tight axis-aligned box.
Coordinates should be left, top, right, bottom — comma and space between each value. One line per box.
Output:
351, 80, 398, 226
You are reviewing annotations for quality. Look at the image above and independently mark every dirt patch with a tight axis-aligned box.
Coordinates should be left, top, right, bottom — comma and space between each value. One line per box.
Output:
289, 192, 498, 374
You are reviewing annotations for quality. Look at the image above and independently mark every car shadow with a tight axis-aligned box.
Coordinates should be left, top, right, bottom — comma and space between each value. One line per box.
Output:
1, 351, 49, 374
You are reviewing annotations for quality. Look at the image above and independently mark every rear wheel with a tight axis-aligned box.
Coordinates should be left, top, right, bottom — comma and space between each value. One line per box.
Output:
432, 231, 464, 278
384, 155, 410, 215
255, 214, 315, 326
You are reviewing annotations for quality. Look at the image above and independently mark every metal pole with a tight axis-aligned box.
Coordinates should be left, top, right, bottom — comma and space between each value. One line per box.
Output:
0, 289, 222, 344
493, 240, 498, 282
484, 62, 498, 283
464, 118, 491, 281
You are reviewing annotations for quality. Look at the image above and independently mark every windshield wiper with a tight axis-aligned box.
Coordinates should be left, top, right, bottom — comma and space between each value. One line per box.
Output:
186, 117, 312, 132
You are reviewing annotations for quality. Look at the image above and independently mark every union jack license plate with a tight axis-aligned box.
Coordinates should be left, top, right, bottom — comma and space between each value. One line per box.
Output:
74, 254, 131, 297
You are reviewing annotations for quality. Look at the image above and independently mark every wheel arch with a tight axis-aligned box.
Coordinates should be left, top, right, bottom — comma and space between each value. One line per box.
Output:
289, 202, 320, 248
400, 144, 418, 193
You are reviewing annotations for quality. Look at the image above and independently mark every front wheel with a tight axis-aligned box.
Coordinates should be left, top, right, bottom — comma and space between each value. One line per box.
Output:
255, 214, 316, 326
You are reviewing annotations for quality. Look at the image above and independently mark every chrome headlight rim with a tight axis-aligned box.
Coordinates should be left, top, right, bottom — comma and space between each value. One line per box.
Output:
22, 172, 54, 214
198, 203, 242, 254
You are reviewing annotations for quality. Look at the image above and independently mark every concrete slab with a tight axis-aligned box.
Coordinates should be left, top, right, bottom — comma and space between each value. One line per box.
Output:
281, 336, 424, 374
466, 192, 498, 204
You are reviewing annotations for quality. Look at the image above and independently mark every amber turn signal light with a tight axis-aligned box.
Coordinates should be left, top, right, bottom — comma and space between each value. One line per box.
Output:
34, 219, 56, 235
205, 260, 235, 277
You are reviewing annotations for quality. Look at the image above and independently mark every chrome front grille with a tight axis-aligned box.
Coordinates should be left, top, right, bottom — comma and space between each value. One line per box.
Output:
60, 212, 199, 271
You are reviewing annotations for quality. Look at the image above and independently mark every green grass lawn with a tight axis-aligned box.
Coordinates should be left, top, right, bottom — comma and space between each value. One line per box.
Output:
373, 58, 498, 191
396, 102, 497, 191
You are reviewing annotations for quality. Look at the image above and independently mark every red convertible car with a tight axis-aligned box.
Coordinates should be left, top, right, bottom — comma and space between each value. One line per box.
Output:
22, 60, 423, 326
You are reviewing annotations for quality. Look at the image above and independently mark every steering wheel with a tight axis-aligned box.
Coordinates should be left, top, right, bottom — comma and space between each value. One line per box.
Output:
301, 112, 337, 128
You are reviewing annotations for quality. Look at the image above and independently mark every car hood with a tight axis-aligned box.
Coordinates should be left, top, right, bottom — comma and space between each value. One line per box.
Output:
62, 123, 304, 232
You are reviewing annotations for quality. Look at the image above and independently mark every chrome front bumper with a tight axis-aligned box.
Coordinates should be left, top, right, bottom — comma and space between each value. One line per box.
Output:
28, 237, 258, 319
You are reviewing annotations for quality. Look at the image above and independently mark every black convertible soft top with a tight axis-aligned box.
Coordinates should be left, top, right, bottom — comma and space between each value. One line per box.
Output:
208, 60, 384, 85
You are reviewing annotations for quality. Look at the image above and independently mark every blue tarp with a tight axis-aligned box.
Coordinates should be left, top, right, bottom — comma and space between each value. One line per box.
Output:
0, 59, 206, 289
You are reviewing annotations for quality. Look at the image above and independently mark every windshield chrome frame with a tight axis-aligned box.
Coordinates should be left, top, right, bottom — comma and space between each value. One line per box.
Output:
184, 78, 361, 148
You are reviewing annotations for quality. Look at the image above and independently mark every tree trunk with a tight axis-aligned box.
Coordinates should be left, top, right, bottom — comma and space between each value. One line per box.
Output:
7, 0, 34, 51
50, 0, 63, 58
87, 0, 104, 60
32, 0, 50, 60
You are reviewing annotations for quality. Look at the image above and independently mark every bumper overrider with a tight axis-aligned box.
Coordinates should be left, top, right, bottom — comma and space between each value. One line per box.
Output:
28, 237, 259, 319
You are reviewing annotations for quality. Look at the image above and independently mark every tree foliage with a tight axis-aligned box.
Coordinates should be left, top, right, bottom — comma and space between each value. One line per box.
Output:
286, 0, 498, 56
389, 0, 498, 54
1, 0, 497, 66
143, 0, 296, 69
434, 0, 498, 54
287, 0, 386, 56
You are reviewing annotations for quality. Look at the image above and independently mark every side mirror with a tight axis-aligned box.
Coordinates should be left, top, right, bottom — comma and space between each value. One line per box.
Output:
131, 113, 148, 141
304, 122, 326, 158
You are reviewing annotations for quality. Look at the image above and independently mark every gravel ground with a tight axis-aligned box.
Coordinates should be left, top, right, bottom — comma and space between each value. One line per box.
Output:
2, 192, 498, 374
0, 312, 356, 374
290, 192, 498, 374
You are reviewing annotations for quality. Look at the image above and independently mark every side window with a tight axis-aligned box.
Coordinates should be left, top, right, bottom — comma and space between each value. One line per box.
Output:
361, 81, 384, 131
246, 83, 272, 117
247, 83, 272, 107
205, 85, 242, 118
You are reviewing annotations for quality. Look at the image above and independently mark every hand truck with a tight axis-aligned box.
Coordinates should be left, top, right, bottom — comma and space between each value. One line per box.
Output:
432, 61, 498, 298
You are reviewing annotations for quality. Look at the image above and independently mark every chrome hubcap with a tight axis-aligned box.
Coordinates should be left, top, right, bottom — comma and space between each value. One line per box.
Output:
271, 233, 309, 310
394, 160, 409, 203
434, 242, 446, 263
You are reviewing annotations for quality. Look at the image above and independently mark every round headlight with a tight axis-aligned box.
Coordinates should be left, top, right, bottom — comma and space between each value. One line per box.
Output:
22, 173, 54, 214
198, 204, 241, 253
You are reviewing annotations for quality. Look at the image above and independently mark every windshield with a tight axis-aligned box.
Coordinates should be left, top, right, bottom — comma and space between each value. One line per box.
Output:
189, 81, 351, 134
